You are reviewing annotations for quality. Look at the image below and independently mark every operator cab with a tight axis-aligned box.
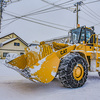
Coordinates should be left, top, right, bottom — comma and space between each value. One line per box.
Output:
69, 26, 95, 44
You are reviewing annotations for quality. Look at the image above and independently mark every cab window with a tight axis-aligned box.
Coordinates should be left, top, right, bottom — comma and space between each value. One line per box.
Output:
86, 30, 91, 43
80, 29, 85, 43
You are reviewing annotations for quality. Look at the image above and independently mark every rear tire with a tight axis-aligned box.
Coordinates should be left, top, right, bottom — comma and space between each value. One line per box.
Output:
58, 54, 88, 88
98, 72, 100, 76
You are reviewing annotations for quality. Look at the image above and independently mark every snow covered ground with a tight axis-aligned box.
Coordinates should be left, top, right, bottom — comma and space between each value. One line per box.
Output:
0, 59, 100, 100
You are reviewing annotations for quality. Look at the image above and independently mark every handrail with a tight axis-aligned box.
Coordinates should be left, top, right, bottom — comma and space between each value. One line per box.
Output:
86, 34, 94, 44
86, 34, 100, 59
96, 34, 100, 59
86, 34, 100, 46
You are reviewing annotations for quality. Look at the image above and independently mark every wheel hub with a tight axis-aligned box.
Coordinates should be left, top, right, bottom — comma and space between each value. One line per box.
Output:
73, 64, 84, 81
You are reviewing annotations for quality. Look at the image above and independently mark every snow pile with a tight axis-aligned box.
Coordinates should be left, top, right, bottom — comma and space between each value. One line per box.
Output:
28, 46, 40, 54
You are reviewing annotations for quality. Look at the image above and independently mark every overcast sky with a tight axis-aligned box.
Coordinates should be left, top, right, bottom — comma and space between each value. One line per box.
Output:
1, 0, 100, 43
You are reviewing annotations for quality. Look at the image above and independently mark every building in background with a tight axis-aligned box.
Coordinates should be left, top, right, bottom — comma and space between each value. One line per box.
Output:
0, 33, 28, 59
44, 35, 69, 44
28, 40, 39, 47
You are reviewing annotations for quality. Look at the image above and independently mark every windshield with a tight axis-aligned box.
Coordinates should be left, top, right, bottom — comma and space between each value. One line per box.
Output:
70, 28, 81, 44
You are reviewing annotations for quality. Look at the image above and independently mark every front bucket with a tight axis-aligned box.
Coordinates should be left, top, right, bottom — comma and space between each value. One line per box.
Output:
5, 52, 60, 83
29, 52, 60, 83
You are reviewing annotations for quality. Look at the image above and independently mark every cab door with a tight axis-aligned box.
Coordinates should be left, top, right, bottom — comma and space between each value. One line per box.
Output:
85, 28, 95, 44
85, 28, 94, 51
79, 28, 95, 44
79, 27, 95, 51
78, 28, 85, 43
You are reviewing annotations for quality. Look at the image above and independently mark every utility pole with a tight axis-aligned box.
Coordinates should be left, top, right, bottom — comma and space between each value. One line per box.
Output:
0, 0, 4, 33
74, 1, 83, 28
76, 2, 79, 27
0, 0, 7, 33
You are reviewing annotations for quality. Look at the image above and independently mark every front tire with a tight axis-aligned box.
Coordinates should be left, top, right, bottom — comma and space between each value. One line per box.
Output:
58, 54, 88, 88
98, 72, 100, 76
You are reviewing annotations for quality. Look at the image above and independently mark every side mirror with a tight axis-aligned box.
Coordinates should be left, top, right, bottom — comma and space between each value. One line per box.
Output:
91, 26, 94, 31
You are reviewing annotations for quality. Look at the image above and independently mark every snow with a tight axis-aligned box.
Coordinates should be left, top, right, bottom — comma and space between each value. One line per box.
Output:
2, 38, 17, 45
0, 33, 12, 38
29, 57, 46, 76
0, 38, 17, 47
51, 71, 56, 77
29, 46, 40, 54
0, 59, 100, 100
5, 53, 19, 62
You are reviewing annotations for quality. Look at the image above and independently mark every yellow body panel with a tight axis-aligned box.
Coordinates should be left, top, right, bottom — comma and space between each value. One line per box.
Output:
52, 42, 69, 51
56, 45, 76, 58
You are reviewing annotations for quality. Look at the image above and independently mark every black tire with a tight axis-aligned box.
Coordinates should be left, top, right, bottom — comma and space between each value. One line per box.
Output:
98, 72, 100, 76
58, 53, 88, 88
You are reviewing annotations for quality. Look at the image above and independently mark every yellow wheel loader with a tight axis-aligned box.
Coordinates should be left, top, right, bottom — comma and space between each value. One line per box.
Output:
5, 26, 100, 88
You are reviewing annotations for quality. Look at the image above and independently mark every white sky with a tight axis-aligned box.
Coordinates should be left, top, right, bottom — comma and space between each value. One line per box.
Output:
1, 0, 100, 43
